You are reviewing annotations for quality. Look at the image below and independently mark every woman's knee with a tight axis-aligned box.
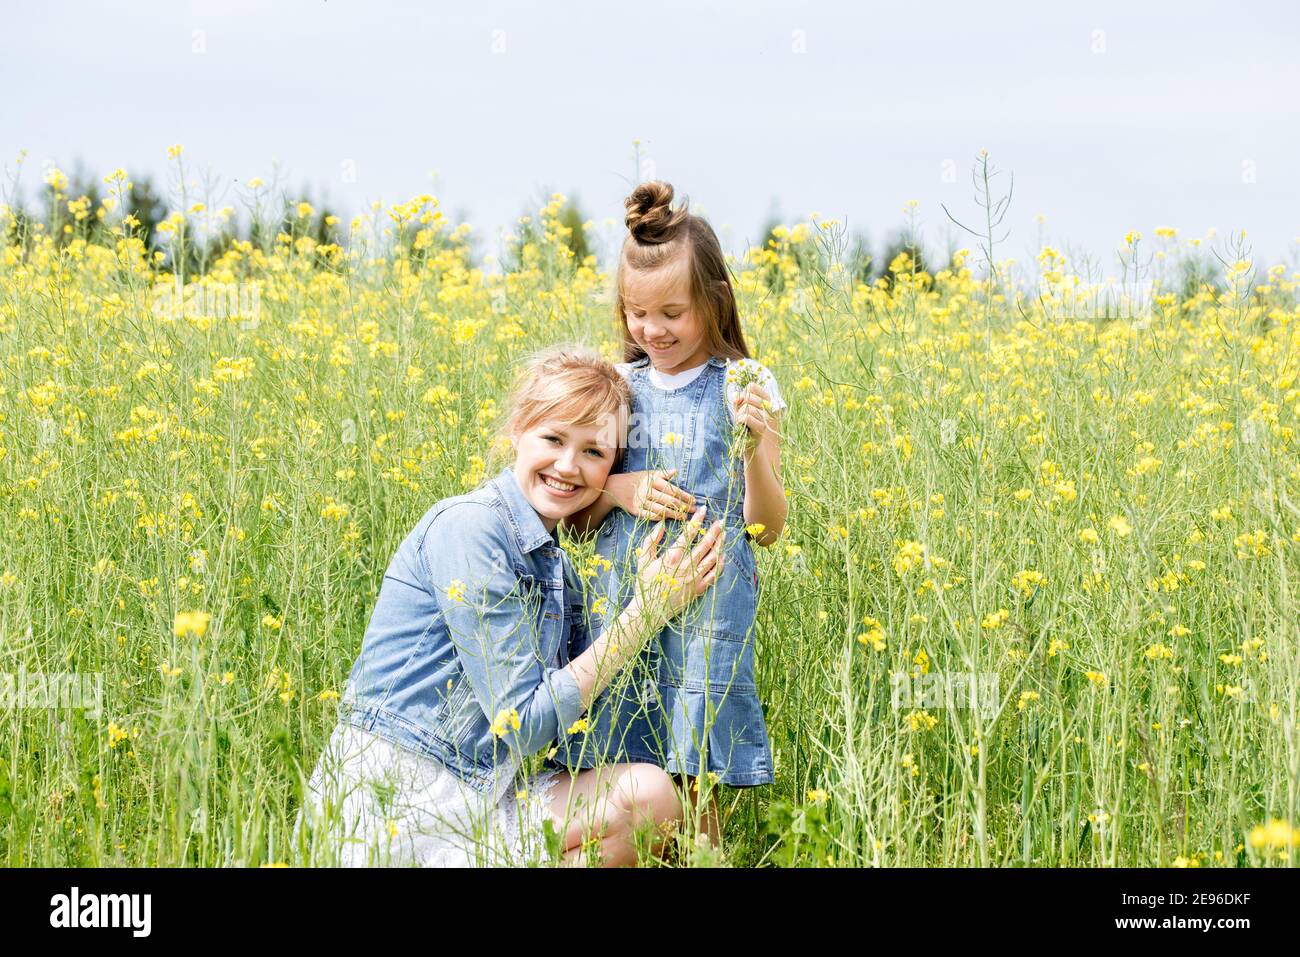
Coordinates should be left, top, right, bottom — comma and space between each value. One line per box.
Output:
617, 763, 683, 828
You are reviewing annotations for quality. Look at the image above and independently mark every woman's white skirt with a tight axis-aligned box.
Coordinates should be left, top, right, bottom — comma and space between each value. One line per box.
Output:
294, 722, 563, 867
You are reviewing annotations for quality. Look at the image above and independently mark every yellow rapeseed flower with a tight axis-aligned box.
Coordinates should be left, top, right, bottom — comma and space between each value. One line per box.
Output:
490, 707, 521, 738
1248, 819, 1300, 850
173, 610, 210, 638
893, 540, 926, 577
904, 709, 939, 732
981, 608, 1010, 630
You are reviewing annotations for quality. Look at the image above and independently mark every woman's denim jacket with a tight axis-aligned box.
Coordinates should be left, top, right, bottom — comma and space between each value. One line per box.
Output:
340, 468, 586, 801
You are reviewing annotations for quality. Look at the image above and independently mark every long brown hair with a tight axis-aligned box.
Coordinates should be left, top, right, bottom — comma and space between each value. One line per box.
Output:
617, 181, 750, 364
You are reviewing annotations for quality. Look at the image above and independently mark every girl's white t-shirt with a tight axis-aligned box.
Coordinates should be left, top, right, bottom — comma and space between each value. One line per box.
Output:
615, 358, 787, 423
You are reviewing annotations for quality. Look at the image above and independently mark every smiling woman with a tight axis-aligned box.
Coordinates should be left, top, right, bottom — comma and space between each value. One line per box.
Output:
295, 347, 729, 867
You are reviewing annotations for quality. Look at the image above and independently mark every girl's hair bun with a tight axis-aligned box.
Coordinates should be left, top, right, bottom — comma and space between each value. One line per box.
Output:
624, 181, 688, 245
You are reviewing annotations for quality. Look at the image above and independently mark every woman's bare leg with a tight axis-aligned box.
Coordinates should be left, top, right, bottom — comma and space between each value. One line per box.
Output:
546, 763, 683, 867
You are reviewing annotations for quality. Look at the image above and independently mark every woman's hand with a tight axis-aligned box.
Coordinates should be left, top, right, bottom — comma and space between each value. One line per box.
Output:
632, 507, 725, 619
608, 469, 695, 522
734, 384, 775, 453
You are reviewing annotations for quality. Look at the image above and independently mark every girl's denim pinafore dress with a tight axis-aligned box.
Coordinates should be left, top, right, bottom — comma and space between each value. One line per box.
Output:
557, 356, 773, 786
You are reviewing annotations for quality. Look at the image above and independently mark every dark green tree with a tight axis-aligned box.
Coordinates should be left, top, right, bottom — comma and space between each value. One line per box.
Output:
126, 173, 167, 250
502, 191, 590, 273
555, 196, 591, 264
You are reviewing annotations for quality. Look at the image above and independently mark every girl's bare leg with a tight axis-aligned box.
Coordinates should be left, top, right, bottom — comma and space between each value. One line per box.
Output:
546, 763, 683, 867
679, 775, 723, 849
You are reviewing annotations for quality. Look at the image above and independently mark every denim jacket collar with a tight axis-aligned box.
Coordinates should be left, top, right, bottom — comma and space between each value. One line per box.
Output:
488, 467, 556, 554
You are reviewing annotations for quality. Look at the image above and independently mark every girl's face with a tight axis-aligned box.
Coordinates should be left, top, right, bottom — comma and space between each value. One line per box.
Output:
512, 417, 619, 531
622, 252, 711, 376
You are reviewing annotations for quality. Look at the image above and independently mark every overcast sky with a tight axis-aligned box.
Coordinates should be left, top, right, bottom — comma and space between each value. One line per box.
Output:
3, 0, 1297, 272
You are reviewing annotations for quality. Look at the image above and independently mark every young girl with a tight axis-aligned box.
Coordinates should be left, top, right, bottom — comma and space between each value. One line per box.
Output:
560, 181, 787, 829
295, 347, 728, 867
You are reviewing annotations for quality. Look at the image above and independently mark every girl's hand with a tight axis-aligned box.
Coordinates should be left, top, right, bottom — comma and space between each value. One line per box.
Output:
633, 507, 725, 619
734, 384, 775, 450
609, 469, 695, 522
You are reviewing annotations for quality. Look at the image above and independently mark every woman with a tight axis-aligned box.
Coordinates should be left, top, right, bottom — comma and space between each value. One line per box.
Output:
295, 347, 727, 866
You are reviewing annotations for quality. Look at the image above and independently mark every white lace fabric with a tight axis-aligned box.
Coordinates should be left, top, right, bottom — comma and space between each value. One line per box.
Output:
296, 722, 563, 867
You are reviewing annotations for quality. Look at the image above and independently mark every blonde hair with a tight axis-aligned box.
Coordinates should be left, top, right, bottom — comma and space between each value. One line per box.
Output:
617, 181, 751, 364
501, 346, 630, 459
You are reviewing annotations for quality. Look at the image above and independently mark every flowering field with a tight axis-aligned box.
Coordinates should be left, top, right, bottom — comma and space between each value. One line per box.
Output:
3, 156, 1299, 867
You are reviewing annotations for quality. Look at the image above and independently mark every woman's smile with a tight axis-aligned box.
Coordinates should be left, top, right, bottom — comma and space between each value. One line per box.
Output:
538, 472, 581, 496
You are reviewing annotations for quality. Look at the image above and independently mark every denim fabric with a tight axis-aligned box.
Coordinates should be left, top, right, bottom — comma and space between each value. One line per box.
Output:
558, 356, 774, 786
340, 468, 586, 803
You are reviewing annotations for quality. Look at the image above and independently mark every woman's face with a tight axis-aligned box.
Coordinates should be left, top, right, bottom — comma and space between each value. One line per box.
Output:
622, 252, 711, 376
512, 417, 619, 530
